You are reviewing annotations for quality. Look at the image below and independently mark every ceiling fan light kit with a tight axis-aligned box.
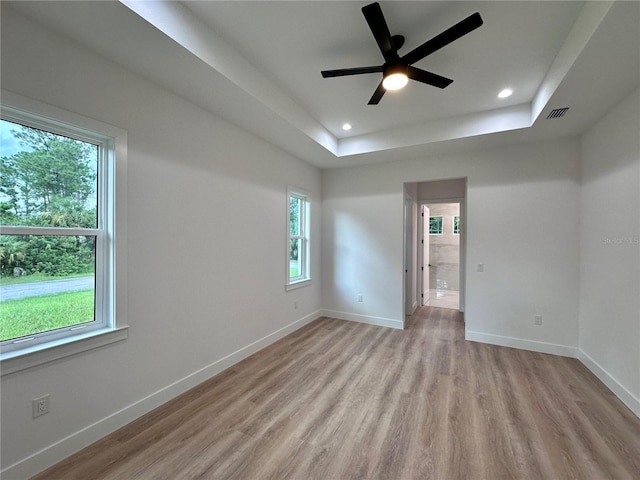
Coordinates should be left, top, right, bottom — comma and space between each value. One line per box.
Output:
382, 65, 409, 90
321, 2, 483, 105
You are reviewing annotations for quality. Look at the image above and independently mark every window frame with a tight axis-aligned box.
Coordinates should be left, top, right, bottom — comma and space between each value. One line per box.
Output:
453, 215, 460, 235
0, 91, 128, 375
429, 215, 443, 235
286, 186, 311, 290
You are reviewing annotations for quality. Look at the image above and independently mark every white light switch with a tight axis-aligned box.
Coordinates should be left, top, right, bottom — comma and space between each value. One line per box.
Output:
477, 263, 484, 272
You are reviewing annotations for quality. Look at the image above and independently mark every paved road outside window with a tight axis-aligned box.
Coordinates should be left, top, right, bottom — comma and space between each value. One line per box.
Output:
0, 277, 94, 301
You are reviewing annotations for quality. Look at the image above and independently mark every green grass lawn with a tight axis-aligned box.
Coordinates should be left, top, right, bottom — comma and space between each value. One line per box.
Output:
0, 290, 94, 341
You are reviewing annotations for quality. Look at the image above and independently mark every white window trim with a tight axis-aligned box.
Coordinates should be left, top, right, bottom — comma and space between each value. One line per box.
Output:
286, 185, 311, 291
0, 90, 128, 376
429, 215, 444, 235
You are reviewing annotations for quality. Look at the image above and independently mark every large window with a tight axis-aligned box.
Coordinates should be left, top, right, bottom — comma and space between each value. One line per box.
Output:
286, 187, 311, 289
429, 216, 443, 235
0, 92, 127, 372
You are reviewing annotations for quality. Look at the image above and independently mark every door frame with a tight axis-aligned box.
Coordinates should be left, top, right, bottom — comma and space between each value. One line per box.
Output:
420, 204, 430, 306
404, 193, 417, 317
418, 197, 466, 312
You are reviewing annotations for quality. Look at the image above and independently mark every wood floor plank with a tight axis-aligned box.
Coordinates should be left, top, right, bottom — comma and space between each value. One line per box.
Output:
32, 307, 640, 480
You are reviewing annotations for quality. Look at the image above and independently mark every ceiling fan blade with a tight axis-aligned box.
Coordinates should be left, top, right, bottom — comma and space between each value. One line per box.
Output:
321, 66, 383, 78
407, 66, 453, 89
368, 81, 386, 105
402, 12, 483, 65
362, 2, 399, 63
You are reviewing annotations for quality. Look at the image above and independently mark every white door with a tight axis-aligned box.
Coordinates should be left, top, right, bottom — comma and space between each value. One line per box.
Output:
422, 205, 430, 305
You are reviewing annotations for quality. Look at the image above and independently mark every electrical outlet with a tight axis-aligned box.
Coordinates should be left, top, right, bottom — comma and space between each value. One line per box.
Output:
357, 294, 363, 302
32, 394, 50, 418
293, 300, 299, 310
534, 315, 542, 326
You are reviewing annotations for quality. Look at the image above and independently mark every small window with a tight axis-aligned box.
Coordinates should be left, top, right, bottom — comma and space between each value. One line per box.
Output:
1, 92, 127, 373
453, 215, 460, 235
286, 187, 310, 290
429, 216, 443, 235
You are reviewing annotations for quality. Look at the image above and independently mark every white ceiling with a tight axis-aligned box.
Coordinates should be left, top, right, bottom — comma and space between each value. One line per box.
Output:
184, 1, 581, 136
5, 1, 640, 169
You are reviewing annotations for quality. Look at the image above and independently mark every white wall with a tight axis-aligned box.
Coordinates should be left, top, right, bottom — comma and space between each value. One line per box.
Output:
321, 168, 405, 327
579, 88, 640, 416
1, 8, 321, 477
418, 178, 467, 201
322, 138, 581, 354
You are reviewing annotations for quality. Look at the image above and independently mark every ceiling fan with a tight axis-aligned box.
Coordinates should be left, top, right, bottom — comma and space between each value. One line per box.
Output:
321, 2, 483, 105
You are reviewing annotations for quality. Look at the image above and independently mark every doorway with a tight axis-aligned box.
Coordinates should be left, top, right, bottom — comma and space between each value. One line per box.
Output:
422, 202, 460, 310
404, 177, 466, 318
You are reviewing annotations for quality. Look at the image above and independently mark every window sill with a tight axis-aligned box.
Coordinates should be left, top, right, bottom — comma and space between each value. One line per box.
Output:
0, 326, 129, 376
286, 278, 312, 291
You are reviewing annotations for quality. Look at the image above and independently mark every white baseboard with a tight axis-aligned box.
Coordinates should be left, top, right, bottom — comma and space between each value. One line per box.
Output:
578, 349, 640, 419
465, 331, 639, 419
321, 309, 404, 330
465, 330, 578, 358
2, 310, 323, 480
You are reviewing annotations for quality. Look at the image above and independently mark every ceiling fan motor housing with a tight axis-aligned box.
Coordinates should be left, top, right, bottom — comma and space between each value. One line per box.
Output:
384, 63, 408, 77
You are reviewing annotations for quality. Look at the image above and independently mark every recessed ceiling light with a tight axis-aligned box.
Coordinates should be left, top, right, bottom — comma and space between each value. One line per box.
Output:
498, 88, 513, 99
342, 123, 352, 131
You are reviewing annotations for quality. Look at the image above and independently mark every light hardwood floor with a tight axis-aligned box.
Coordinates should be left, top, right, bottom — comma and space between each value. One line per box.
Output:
33, 307, 640, 479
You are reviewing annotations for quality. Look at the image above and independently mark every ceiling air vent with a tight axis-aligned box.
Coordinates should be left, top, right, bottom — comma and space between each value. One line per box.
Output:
547, 107, 569, 119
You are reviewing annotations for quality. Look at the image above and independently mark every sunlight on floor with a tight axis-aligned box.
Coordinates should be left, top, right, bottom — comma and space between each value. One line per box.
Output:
425, 288, 459, 310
